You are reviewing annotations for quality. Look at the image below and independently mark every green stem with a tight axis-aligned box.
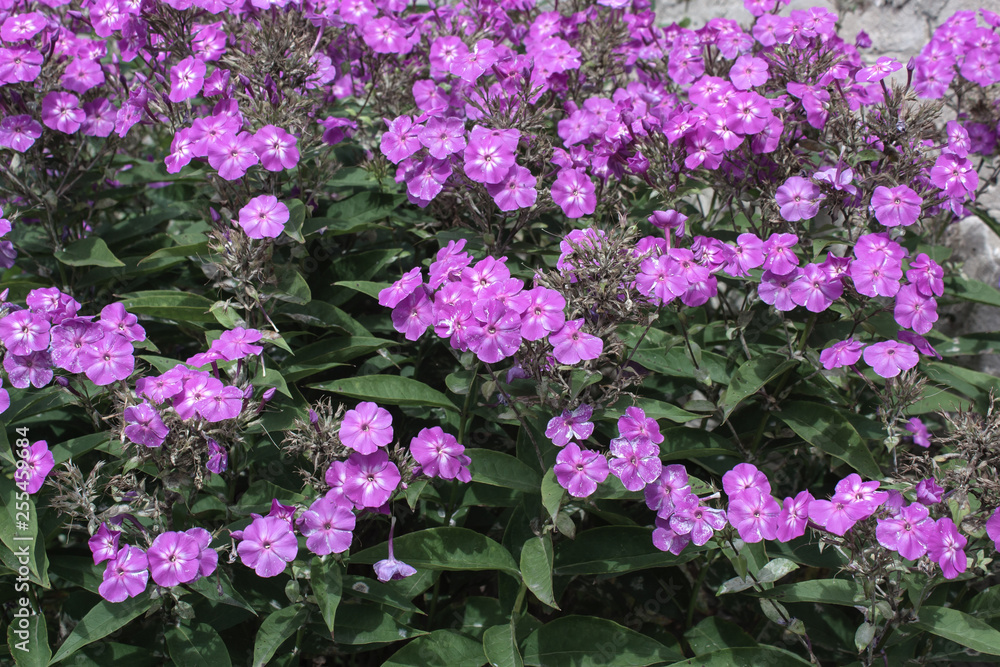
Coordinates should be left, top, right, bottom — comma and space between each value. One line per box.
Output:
458, 362, 481, 446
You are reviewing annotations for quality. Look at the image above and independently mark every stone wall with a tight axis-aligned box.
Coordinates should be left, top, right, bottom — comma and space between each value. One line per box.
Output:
652, 0, 1000, 373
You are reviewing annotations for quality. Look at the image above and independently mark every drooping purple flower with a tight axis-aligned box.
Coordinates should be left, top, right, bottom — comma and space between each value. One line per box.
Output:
550, 319, 602, 365
89, 523, 121, 565
343, 450, 401, 508
237, 195, 288, 239
876, 503, 932, 560
871, 185, 922, 227
863, 340, 919, 378
608, 437, 662, 492
252, 125, 300, 172
409, 426, 471, 482
727, 488, 780, 543
545, 404, 594, 447
237, 515, 298, 578
123, 401, 169, 448
915, 478, 944, 505
99, 545, 149, 603
340, 402, 393, 454
147, 531, 202, 587
374, 517, 417, 582
553, 443, 609, 498
297, 497, 355, 556
775, 177, 823, 221
206, 439, 228, 474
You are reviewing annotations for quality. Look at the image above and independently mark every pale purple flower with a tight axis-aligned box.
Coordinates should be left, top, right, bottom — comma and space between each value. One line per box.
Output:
871, 185, 922, 227
214, 327, 264, 360
168, 56, 206, 103
819, 338, 865, 370
727, 488, 780, 543
0, 310, 51, 356
374, 517, 416, 582
856, 57, 901, 83
851, 256, 902, 298
905, 417, 931, 448
340, 402, 393, 454
464, 126, 515, 184
916, 478, 944, 505
545, 404, 594, 447
894, 284, 938, 334
776, 490, 814, 542
1, 12, 46, 42
652, 516, 691, 555
123, 402, 169, 447
343, 450, 401, 508
808, 493, 869, 536
758, 269, 800, 312
644, 464, 691, 518
761, 233, 800, 275
196, 385, 244, 422
789, 264, 842, 313
89, 523, 121, 565
608, 437, 662, 492
4, 351, 53, 389
670, 493, 727, 546
0, 115, 42, 152
926, 517, 967, 579
723, 233, 765, 277
99, 546, 149, 603
298, 497, 355, 556
207, 132, 259, 180
876, 503, 932, 560
237, 515, 298, 578
42, 92, 85, 134
409, 426, 471, 482
0, 46, 42, 84
252, 125, 300, 172
186, 527, 218, 579
379, 267, 423, 308
419, 117, 466, 159
551, 169, 596, 219
380, 116, 422, 164
62, 58, 105, 94
863, 340, 919, 378
466, 299, 522, 364
550, 319, 603, 365
147, 531, 201, 587
553, 443, 609, 498
237, 195, 288, 239
391, 287, 434, 341
730, 54, 769, 90
486, 165, 538, 212
520, 287, 566, 341
617, 407, 663, 444
722, 463, 771, 497
906, 254, 944, 298
775, 177, 822, 221
80, 333, 135, 385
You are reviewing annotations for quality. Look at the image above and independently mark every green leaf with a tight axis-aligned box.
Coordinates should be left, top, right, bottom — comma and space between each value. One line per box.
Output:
351, 527, 519, 579
718, 558, 799, 595
752, 579, 864, 606
686, 618, 755, 656
55, 237, 125, 267
944, 275, 1000, 309
118, 291, 216, 324
8, 613, 50, 667
334, 604, 425, 644
520, 536, 558, 610
50, 595, 152, 664
0, 475, 48, 586
333, 280, 387, 300
284, 199, 307, 243
910, 606, 1000, 656
483, 625, 524, 667
342, 575, 425, 615
311, 559, 342, 638
383, 630, 486, 667
185, 572, 257, 615
607, 398, 703, 424
165, 621, 231, 667
779, 401, 881, 478
669, 646, 813, 666
310, 375, 458, 412
137, 241, 209, 265
554, 527, 699, 576
252, 605, 308, 667
540, 468, 563, 521
521, 616, 683, 666
467, 449, 541, 494
718, 354, 797, 420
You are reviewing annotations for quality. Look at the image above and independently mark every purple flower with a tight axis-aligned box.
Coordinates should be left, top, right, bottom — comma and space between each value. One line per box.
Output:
894, 284, 938, 334
550, 319, 603, 365
776, 490, 814, 542
168, 56, 206, 103
196, 385, 244, 422
62, 58, 105, 94
99, 303, 145, 342
451, 38, 498, 82
727, 488, 780, 543
545, 404, 595, 447
871, 185, 922, 227
551, 169, 596, 219
0, 310, 51, 356
237, 195, 289, 239
930, 154, 978, 198
340, 402, 393, 455
926, 517, 967, 579
362, 17, 413, 55
915, 478, 944, 505
464, 125, 516, 185
0, 115, 42, 152
123, 402, 169, 448
486, 165, 538, 212
617, 407, 663, 444
1, 12, 46, 42
851, 256, 902, 298
775, 177, 823, 221
466, 299, 522, 364
214, 327, 264, 360
726, 92, 771, 135
237, 515, 298, 578
99, 546, 149, 603
147, 531, 202, 587
520, 287, 566, 342
343, 450, 401, 508
42, 92, 85, 134
136, 370, 184, 404
207, 132, 259, 181
761, 233, 800, 275
553, 443, 609, 498
730, 55, 769, 90
648, 210, 688, 237
253, 125, 300, 172
409, 426, 471, 482
856, 56, 902, 83
652, 516, 691, 555
808, 494, 869, 536
379, 267, 423, 308
15, 441, 54, 494
789, 264, 842, 313
723, 233, 765, 277
419, 117, 466, 159
391, 287, 434, 341
863, 340, 919, 378
722, 463, 771, 497
298, 497, 355, 556
987, 508, 1000, 552
186, 527, 218, 580
876, 503, 932, 560
758, 269, 800, 312
374, 518, 417, 582
608, 437, 662, 492
89, 523, 121, 565
4, 351, 53, 389
819, 338, 865, 370
381, 116, 422, 164
0, 46, 42, 84
206, 439, 228, 474
906, 254, 944, 298
905, 417, 931, 448
644, 464, 691, 518
670, 493, 727, 546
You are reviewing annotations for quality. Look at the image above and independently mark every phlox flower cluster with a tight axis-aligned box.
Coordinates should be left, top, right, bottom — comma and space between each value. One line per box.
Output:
379, 239, 603, 366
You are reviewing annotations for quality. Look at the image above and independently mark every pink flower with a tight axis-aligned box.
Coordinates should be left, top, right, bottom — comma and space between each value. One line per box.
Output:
486, 165, 538, 212
758, 269, 800, 311
343, 450, 401, 508
915, 478, 944, 505
722, 463, 770, 497
207, 132, 259, 180
237, 515, 298, 578
894, 284, 937, 334
466, 299, 522, 363
168, 56, 206, 103
237, 195, 289, 239
80, 333, 135, 386
851, 256, 902, 298
362, 17, 413, 55
99, 546, 149, 603
520, 287, 566, 342
727, 488, 780, 543
147, 531, 202, 587
464, 126, 516, 184
214, 327, 264, 360
0, 310, 50, 357
374, 517, 417, 582
451, 39, 498, 82
863, 340, 919, 378
252, 125, 300, 172
926, 517, 967, 579
819, 338, 865, 370
41, 92, 85, 134
0, 115, 42, 152
379, 267, 423, 308
409, 426, 471, 482
196, 385, 244, 422
391, 287, 434, 341
876, 503, 932, 560
545, 404, 594, 447
419, 117, 466, 159
986, 508, 1000, 551
380, 116, 422, 164
100, 303, 145, 342
62, 58, 105, 94
206, 439, 228, 474
670, 493, 727, 546
730, 55, 769, 90
776, 490, 814, 542
617, 407, 663, 444
340, 402, 393, 454
652, 516, 691, 555
90, 523, 122, 565
553, 443, 609, 498
906, 254, 944, 298
551, 169, 596, 219
789, 264, 842, 313
762, 233, 800, 275
609, 437, 662, 492
1, 12, 46, 42
775, 177, 822, 221
124, 402, 169, 447
298, 497, 355, 556
723, 233, 765, 277
550, 319, 603, 365
808, 494, 868, 536
0, 46, 42, 84
644, 464, 691, 518
871, 185, 922, 227
856, 56, 901, 82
